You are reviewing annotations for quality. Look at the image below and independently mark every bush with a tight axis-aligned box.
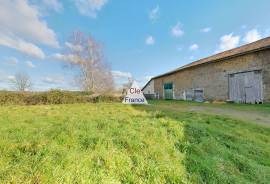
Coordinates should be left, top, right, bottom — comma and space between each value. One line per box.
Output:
0, 90, 121, 105
23, 93, 47, 105
0, 91, 25, 105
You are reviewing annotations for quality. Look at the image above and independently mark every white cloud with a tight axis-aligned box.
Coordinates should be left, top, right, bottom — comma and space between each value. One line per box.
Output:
6, 57, 19, 66
65, 42, 83, 52
7, 75, 15, 81
149, 5, 159, 21
42, 76, 64, 84
112, 71, 132, 79
0, 71, 16, 89
243, 29, 262, 44
26, 61, 36, 68
42, 0, 63, 12
189, 44, 199, 51
171, 22, 184, 37
218, 33, 240, 52
0, 34, 45, 59
73, 0, 108, 18
200, 27, 211, 33
145, 36, 155, 45
0, 70, 15, 83
52, 53, 66, 60
52, 53, 80, 64
0, 0, 59, 57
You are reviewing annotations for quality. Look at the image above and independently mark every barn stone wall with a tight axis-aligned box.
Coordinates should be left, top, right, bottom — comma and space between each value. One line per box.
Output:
154, 49, 270, 103
261, 50, 270, 102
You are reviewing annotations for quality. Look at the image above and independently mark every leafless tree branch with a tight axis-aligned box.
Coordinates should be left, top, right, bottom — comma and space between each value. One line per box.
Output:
10, 72, 32, 92
66, 31, 114, 93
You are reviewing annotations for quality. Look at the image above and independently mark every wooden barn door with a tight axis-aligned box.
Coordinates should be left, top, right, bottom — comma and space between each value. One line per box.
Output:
229, 70, 263, 103
163, 83, 173, 100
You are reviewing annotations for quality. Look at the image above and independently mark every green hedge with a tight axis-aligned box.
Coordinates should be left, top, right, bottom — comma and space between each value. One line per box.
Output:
0, 90, 121, 105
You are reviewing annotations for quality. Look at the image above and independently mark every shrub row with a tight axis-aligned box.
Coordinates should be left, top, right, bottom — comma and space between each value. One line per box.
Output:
0, 90, 121, 105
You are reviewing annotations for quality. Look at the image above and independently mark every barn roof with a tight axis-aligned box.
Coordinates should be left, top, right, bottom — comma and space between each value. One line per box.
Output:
152, 36, 270, 80
142, 79, 152, 91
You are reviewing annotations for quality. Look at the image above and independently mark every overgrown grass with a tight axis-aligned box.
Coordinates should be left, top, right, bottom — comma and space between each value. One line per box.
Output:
0, 102, 269, 183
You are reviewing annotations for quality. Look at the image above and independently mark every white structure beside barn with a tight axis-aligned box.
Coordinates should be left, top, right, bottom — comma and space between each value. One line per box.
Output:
142, 80, 158, 99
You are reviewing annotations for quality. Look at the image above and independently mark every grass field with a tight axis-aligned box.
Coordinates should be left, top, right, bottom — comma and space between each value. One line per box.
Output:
0, 101, 269, 183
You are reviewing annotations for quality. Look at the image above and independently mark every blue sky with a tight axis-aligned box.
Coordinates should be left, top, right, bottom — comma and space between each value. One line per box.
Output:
0, 0, 270, 90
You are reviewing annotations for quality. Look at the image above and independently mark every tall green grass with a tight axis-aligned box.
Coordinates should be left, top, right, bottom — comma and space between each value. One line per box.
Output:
0, 102, 269, 183
136, 103, 270, 184
0, 104, 187, 183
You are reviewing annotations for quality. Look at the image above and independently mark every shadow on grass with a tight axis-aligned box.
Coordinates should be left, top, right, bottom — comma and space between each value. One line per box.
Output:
132, 102, 270, 184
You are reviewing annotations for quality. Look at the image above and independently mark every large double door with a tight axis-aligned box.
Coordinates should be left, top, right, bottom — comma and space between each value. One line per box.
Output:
229, 70, 263, 103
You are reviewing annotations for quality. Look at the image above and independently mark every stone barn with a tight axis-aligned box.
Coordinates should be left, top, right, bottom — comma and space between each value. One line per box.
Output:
142, 37, 270, 103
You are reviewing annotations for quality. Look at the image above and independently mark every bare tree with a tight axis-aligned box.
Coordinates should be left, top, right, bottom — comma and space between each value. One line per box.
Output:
65, 31, 114, 93
10, 72, 32, 91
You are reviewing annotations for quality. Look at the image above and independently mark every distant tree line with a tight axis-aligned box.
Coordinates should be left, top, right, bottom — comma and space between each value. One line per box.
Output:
0, 90, 121, 105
